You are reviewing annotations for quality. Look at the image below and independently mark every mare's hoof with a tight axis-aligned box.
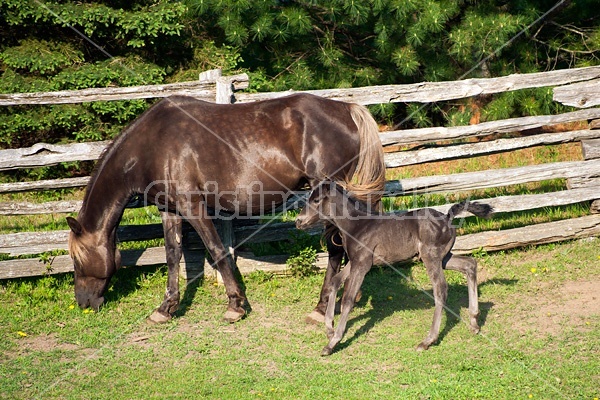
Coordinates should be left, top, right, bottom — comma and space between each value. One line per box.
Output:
305, 310, 325, 325
470, 324, 481, 334
224, 309, 245, 323
321, 346, 333, 357
147, 309, 172, 324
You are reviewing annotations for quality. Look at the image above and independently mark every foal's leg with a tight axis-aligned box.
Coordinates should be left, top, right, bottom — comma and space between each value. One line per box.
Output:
443, 253, 480, 333
417, 256, 448, 351
322, 262, 368, 356
178, 198, 248, 323
148, 211, 183, 323
324, 263, 352, 339
306, 231, 345, 324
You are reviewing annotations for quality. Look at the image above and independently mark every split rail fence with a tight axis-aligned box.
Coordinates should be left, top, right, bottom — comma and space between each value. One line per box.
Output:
1, 66, 599, 280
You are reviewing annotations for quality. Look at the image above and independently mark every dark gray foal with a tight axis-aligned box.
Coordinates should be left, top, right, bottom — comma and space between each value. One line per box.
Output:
296, 181, 493, 356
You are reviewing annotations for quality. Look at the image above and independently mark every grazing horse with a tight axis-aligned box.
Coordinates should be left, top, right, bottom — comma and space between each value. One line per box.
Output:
296, 181, 493, 355
66, 93, 385, 323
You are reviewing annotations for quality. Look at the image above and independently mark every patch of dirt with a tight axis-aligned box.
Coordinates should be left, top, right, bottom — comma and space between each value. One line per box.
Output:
20, 333, 79, 353
4, 333, 81, 361
516, 280, 599, 336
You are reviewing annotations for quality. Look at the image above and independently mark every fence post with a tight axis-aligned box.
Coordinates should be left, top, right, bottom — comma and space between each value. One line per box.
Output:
215, 74, 239, 284
182, 71, 239, 284
583, 121, 600, 214
179, 68, 237, 282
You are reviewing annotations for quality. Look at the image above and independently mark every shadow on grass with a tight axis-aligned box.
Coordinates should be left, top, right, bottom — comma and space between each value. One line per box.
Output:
106, 248, 253, 319
105, 261, 208, 318
332, 270, 517, 353
174, 275, 202, 318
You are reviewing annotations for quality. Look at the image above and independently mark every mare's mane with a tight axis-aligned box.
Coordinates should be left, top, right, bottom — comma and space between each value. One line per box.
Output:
82, 99, 170, 205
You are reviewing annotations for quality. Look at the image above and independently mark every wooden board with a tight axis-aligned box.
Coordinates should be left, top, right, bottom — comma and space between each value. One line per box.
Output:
582, 139, 600, 160
235, 66, 600, 105
0, 72, 249, 106
452, 214, 600, 253
387, 159, 600, 195
0, 141, 107, 171
567, 177, 600, 189
1, 66, 598, 108
553, 78, 600, 108
379, 108, 600, 147
2, 109, 599, 175
2, 215, 598, 280
384, 129, 600, 168
0, 177, 90, 194
0, 200, 81, 215
2, 186, 599, 257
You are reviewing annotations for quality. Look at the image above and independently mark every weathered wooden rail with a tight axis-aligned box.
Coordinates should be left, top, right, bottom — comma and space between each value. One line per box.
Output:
1, 67, 599, 280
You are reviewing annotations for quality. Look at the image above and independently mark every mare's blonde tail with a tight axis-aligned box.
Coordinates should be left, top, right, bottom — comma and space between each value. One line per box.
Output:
345, 103, 386, 206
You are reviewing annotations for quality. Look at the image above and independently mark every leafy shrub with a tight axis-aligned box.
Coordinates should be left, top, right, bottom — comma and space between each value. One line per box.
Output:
286, 247, 318, 278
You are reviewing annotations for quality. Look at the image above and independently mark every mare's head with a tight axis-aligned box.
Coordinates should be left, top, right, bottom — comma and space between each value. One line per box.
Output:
66, 217, 121, 310
296, 180, 342, 230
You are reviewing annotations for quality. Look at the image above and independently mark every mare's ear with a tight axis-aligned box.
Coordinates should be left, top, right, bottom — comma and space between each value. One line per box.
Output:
66, 217, 83, 235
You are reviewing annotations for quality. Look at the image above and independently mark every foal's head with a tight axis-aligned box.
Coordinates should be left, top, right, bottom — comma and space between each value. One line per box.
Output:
66, 217, 121, 310
296, 180, 348, 229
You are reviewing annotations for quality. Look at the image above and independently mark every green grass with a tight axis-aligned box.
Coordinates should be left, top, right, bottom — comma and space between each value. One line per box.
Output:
1, 141, 597, 398
1, 239, 598, 399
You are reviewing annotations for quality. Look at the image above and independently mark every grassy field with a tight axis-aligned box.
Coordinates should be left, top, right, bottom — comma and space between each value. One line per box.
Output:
1, 238, 598, 399
1, 135, 598, 398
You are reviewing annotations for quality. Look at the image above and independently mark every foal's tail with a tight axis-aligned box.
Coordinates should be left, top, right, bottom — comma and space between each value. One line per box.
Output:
344, 103, 386, 207
447, 201, 494, 221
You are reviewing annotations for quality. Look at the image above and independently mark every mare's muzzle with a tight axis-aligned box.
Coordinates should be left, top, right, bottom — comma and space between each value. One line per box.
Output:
76, 290, 105, 311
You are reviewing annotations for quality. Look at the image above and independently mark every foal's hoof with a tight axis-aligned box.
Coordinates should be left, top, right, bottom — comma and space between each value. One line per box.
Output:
470, 324, 481, 334
321, 346, 333, 357
147, 309, 172, 324
416, 342, 430, 352
305, 310, 325, 325
223, 309, 245, 323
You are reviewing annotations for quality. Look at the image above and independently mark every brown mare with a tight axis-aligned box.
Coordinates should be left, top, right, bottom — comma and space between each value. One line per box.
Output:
66, 93, 385, 323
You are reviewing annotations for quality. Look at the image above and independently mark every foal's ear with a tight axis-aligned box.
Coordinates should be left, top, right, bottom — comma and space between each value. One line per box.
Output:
320, 179, 334, 190
66, 217, 83, 235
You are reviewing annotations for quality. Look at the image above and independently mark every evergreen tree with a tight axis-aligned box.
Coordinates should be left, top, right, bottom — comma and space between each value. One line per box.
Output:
0, 0, 188, 150
185, 0, 599, 126
1, 0, 598, 157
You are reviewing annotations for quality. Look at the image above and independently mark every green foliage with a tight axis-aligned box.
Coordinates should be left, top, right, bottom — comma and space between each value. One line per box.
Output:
8, 275, 66, 307
285, 246, 318, 278
0, 0, 188, 183
0, 39, 84, 75
185, 0, 599, 128
0, 53, 165, 149
1, 1, 186, 50
1, 240, 599, 399
0, 0, 598, 177
481, 87, 562, 122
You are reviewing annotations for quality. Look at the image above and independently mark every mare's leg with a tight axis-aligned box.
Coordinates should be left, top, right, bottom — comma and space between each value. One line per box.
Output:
322, 261, 368, 356
148, 211, 182, 323
178, 198, 248, 323
306, 230, 345, 324
443, 253, 480, 333
417, 255, 448, 351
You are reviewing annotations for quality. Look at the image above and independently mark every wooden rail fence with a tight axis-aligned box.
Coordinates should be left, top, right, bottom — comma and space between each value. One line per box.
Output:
1, 67, 599, 280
